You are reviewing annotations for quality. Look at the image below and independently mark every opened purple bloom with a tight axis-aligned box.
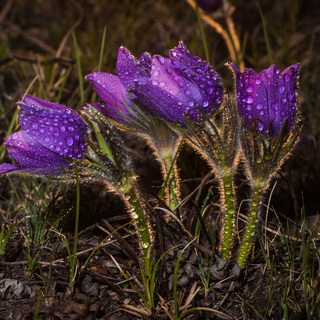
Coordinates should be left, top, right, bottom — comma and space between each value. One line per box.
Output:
229, 63, 300, 137
0, 95, 89, 176
86, 42, 223, 127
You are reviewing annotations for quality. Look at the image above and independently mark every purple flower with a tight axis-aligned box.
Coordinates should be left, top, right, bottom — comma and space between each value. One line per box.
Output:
86, 42, 223, 127
0, 95, 89, 176
196, 0, 222, 13
229, 63, 300, 137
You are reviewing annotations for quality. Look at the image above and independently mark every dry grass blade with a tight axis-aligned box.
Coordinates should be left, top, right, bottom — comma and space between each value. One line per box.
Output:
121, 304, 152, 317
179, 281, 201, 311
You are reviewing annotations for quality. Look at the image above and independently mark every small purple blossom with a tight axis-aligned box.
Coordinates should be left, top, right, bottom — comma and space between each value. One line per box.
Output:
0, 95, 89, 176
196, 0, 222, 13
86, 42, 223, 127
229, 63, 300, 137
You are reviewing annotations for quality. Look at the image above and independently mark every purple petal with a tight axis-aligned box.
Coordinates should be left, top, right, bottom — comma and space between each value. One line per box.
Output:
0, 163, 20, 174
4, 131, 71, 176
130, 43, 223, 125
169, 42, 223, 114
116, 47, 151, 88
23, 95, 66, 111
280, 64, 300, 131
130, 83, 192, 124
18, 97, 88, 159
86, 72, 136, 124
259, 64, 300, 135
230, 63, 300, 136
233, 67, 269, 134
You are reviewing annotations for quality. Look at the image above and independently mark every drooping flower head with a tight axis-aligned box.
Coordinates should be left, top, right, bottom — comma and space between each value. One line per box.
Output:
0, 95, 89, 176
86, 42, 223, 128
229, 63, 300, 137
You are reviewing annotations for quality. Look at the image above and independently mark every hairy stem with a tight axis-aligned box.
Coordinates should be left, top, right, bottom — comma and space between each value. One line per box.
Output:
237, 181, 264, 268
120, 179, 152, 267
220, 173, 235, 259
162, 155, 179, 212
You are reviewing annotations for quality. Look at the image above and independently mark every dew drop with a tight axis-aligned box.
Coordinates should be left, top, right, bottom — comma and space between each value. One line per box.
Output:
256, 104, 263, 110
158, 56, 165, 65
171, 60, 179, 70
152, 80, 159, 86
66, 137, 74, 146
255, 78, 262, 85
258, 122, 264, 131
246, 85, 254, 93
271, 102, 279, 111
189, 101, 194, 107
185, 89, 190, 96
68, 126, 75, 132
278, 85, 285, 93
284, 74, 290, 82
153, 70, 160, 77
12, 133, 18, 140
203, 100, 209, 107
247, 95, 254, 104
142, 242, 149, 249
60, 126, 66, 133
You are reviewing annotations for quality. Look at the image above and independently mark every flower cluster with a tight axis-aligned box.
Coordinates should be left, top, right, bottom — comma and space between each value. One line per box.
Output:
0, 42, 301, 269
87, 42, 223, 128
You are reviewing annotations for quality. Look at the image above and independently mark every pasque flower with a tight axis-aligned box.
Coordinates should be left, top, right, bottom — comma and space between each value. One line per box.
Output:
86, 41, 223, 127
87, 42, 223, 212
0, 95, 89, 176
229, 63, 300, 137
229, 63, 302, 267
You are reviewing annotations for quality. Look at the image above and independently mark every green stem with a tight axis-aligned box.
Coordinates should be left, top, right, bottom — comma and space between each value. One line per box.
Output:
162, 155, 179, 212
221, 173, 235, 259
119, 179, 152, 268
237, 181, 264, 268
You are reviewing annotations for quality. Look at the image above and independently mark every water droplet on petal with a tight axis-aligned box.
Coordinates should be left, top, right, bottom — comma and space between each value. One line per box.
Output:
255, 78, 262, 85
287, 93, 293, 101
60, 126, 66, 133
278, 85, 285, 93
185, 89, 190, 96
66, 137, 73, 146
284, 74, 290, 82
246, 85, 254, 93
258, 122, 264, 131
203, 100, 209, 107
247, 95, 254, 104
171, 60, 179, 69
271, 102, 279, 111
256, 104, 263, 110
189, 101, 194, 107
